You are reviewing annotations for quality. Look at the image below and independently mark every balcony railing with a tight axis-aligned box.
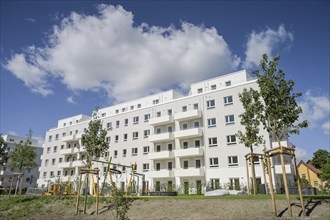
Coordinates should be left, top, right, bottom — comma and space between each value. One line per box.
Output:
148, 169, 174, 178
174, 147, 204, 158
62, 133, 83, 142
60, 148, 74, 155
58, 161, 72, 168
174, 128, 203, 139
175, 168, 204, 177
72, 160, 86, 167
174, 109, 201, 121
149, 115, 174, 126
148, 151, 174, 160
149, 132, 174, 143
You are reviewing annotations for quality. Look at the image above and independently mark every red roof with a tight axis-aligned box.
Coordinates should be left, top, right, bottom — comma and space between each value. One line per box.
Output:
298, 160, 321, 175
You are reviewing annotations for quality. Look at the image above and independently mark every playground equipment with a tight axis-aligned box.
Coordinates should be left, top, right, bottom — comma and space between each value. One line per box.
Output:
245, 153, 268, 195
265, 146, 306, 217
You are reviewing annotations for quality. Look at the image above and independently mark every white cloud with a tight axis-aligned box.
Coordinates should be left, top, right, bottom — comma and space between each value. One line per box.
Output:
66, 96, 77, 104
298, 90, 330, 134
294, 147, 309, 162
243, 25, 293, 70
4, 4, 240, 103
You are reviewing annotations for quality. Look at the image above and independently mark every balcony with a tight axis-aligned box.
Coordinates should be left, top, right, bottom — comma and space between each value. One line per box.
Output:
149, 132, 174, 143
72, 160, 86, 167
62, 133, 83, 142
58, 162, 72, 168
174, 128, 203, 139
174, 147, 204, 158
149, 115, 174, 126
148, 151, 174, 160
174, 109, 201, 121
175, 168, 204, 177
274, 164, 293, 174
148, 169, 174, 178
60, 148, 74, 155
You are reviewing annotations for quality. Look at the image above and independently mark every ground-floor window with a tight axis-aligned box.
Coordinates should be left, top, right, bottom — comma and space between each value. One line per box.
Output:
229, 178, 240, 190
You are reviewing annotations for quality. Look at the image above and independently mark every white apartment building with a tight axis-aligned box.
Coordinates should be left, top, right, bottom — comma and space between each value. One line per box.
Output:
1, 134, 42, 189
37, 70, 295, 193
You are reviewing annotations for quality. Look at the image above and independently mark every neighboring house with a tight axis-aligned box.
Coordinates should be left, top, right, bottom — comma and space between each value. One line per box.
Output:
298, 160, 325, 189
0, 134, 43, 189
37, 70, 294, 193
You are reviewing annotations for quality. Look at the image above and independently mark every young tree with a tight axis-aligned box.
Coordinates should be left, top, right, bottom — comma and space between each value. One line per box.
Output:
0, 134, 9, 167
253, 54, 308, 147
312, 149, 330, 182
237, 88, 264, 195
10, 129, 37, 172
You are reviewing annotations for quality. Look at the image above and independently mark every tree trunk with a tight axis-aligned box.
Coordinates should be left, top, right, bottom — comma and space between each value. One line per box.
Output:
250, 147, 257, 195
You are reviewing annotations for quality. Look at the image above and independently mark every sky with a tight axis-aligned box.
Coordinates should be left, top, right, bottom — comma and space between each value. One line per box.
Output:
1, 0, 329, 161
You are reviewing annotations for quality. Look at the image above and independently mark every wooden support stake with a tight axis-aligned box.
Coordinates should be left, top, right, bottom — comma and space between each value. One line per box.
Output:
19, 174, 23, 196
266, 155, 277, 216
261, 158, 268, 194
75, 173, 82, 215
84, 173, 89, 214
292, 154, 306, 216
8, 176, 13, 197
245, 158, 251, 195
96, 173, 99, 215
280, 152, 292, 217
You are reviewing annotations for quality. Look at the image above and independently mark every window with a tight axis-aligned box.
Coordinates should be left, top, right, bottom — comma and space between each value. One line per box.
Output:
193, 103, 199, 110
210, 158, 219, 167
124, 134, 128, 141
116, 120, 120, 128
114, 150, 118, 158
197, 88, 203, 93
182, 123, 188, 130
115, 109, 119, 114
133, 132, 138, 140
107, 122, 112, 130
59, 158, 63, 163
156, 145, 161, 152
314, 181, 319, 187
137, 104, 141, 108
230, 178, 240, 190
206, 100, 215, 109
133, 116, 139, 124
70, 131, 73, 135
43, 172, 47, 178
168, 162, 173, 171
194, 121, 200, 128
196, 160, 201, 168
55, 134, 59, 140
143, 146, 149, 154
57, 171, 61, 176
62, 132, 66, 137
228, 156, 238, 167
45, 159, 49, 166
168, 126, 173, 133
227, 135, 237, 145
53, 146, 57, 153
143, 163, 149, 172
122, 107, 126, 112
167, 109, 172, 115
124, 119, 128, 126
225, 81, 231, 86
225, 115, 235, 125
156, 128, 161, 134
48, 135, 52, 142
211, 84, 217, 90
156, 163, 160, 171
144, 114, 150, 122
115, 135, 119, 142
207, 118, 217, 127
211, 178, 220, 190
182, 106, 187, 112
101, 113, 106, 117
47, 147, 51, 154
144, 130, 150, 138
251, 156, 260, 165
106, 136, 111, 143
130, 105, 134, 110
168, 143, 173, 151
183, 142, 188, 149
132, 148, 138, 156
183, 161, 188, 169
63, 123, 66, 127
156, 111, 161, 117
302, 174, 306, 179
123, 149, 127, 157
195, 140, 200, 147
52, 158, 56, 165
224, 95, 233, 105
61, 144, 64, 149
153, 99, 159, 104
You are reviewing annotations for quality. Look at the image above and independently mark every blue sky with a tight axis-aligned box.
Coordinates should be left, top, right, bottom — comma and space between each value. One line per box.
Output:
1, 0, 329, 161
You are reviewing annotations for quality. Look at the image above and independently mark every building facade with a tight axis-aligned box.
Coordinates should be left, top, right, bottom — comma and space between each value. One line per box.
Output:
37, 70, 294, 193
298, 160, 325, 189
0, 134, 42, 189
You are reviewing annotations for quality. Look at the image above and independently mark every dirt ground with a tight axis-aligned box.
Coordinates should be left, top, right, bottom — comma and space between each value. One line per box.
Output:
30, 198, 330, 220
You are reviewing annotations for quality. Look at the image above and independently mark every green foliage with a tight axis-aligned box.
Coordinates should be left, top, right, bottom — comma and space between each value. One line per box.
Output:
81, 108, 108, 167
253, 54, 308, 145
300, 178, 311, 188
320, 163, 330, 182
0, 134, 9, 166
10, 129, 37, 172
312, 149, 330, 182
236, 88, 264, 149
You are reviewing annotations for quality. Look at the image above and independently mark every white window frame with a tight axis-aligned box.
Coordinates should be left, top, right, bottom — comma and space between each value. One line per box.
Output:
206, 99, 216, 109
143, 146, 150, 154
224, 95, 233, 105
225, 115, 235, 125
144, 114, 150, 122
208, 137, 217, 147
132, 148, 138, 156
124, 119, 128, 126
133, 116, 139, 124
207, 118, 217, 128
115, 135, 119, 142
227, 135, 237, 145
197, 88, 203, 93
228, 156, 239, 167
133, 132, 138, 140
143, 163, 149, 172
123, 149, 127, 157
211, 84, 217, 90
144, 130, 150, 138
225, 81, 231, 86
210, 158, 219, 167
114, 150, 118, 158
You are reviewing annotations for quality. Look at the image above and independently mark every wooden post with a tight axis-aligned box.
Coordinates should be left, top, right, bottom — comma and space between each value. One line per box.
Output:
245, 157, 251, 195
292, 153, 306, 216
75, 173, 82, 215
96, 169, 99, 215
84, 173, 89, 214
250, 155, 257, 195
19, 173, 23, 196
266, 154, 277, 216
8, 176, 14, 197
280, 151, 292, 217
261, 157, 268, 194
